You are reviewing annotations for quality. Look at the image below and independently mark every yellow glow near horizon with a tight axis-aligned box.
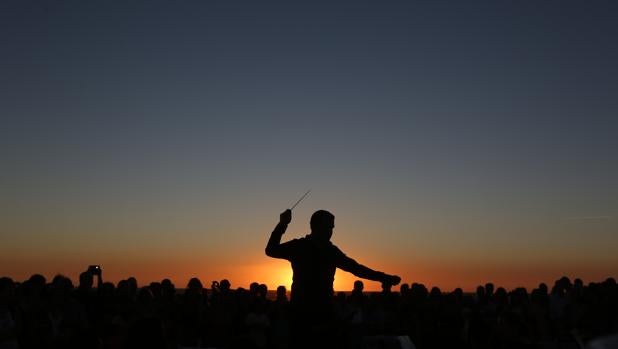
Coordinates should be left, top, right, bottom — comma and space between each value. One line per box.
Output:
2, 234, 616, 293
266, 263, 293, 290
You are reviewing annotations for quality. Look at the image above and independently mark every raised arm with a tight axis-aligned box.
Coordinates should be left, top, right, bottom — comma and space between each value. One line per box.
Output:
95, 267, 103, 289
265, 209, 292, 259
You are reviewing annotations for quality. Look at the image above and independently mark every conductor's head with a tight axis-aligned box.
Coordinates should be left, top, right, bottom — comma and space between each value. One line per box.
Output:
310, 210, 335, 241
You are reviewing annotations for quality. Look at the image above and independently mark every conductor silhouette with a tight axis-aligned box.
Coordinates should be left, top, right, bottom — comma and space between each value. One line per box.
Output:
265, 209, 401, 348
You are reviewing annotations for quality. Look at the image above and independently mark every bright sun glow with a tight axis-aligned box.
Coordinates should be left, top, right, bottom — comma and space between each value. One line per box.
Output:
251, 260, 293, 291
252, 260, 383, 292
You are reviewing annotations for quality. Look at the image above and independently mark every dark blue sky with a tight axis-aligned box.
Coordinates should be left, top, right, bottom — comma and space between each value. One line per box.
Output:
1, 0, 617, 289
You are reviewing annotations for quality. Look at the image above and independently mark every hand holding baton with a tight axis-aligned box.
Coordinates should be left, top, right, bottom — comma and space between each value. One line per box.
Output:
280, 190, 311, 225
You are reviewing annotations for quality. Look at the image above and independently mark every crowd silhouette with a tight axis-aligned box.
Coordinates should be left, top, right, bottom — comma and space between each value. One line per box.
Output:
0, 269, 617, 349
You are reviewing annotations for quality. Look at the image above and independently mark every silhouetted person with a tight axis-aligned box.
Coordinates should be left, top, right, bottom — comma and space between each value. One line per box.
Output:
265, 209, 401, 348
276, 286, 288, 303
74, 266, 101, 314
0, 277, 18, 349
209, 279, 235, 347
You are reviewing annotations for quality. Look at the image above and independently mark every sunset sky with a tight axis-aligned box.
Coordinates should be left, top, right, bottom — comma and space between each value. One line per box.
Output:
1, 0, 617, 292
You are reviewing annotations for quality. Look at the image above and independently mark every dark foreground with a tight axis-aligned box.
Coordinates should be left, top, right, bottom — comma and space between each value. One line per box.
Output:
1, 274, 617, 349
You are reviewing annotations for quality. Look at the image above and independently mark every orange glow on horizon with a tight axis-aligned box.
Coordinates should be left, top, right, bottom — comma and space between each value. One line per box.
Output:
2, 254, 616, 293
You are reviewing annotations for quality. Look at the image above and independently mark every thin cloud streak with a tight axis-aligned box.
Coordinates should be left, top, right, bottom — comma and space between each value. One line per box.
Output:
565, 216, 614, 221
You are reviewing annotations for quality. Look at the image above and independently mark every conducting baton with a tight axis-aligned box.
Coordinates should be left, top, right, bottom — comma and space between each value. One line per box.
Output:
290, 190, 311, 210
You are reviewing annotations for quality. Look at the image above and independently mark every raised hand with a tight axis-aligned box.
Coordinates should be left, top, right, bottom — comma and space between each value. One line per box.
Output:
279, 209, 292, 225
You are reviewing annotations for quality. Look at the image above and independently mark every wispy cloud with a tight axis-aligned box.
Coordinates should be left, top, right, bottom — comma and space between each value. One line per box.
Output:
565, 216, 614, 221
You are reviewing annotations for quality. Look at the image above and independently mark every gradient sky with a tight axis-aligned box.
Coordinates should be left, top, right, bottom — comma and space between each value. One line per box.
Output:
1, 0, 617, 292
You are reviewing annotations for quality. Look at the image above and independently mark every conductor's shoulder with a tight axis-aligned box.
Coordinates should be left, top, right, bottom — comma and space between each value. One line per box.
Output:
330, 243, 346, 255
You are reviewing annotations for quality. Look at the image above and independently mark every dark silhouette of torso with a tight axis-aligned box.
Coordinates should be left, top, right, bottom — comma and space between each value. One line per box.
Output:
266, 210, 396, 312
274, 234, 346, 307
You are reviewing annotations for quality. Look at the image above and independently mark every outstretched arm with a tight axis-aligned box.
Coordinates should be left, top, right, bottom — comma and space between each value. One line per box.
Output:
265, 209, 292, 259
336, 251, 401, 287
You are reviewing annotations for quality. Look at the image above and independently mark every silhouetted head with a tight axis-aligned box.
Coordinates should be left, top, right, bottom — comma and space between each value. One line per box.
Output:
400, 283, 410, 295
161, 279, 175, 298
127, 277, 138, 296
250, 282, 259, 296
220, 279, 231, 292
51, 274, 73, 297
484, 282, 494, 297
310, 210, 335, 241
187, 277, 203, 291
99, 282, 115, 298
495, 287, 507, 304
79, 271, 93, 289
453, 287, 463, 300
538, 282, 548, 294
276, 285, 287, 301
476, 285, 485, 300
258, 283, 268, 299
353, 280, 364, 293
117, 280, 129, 298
